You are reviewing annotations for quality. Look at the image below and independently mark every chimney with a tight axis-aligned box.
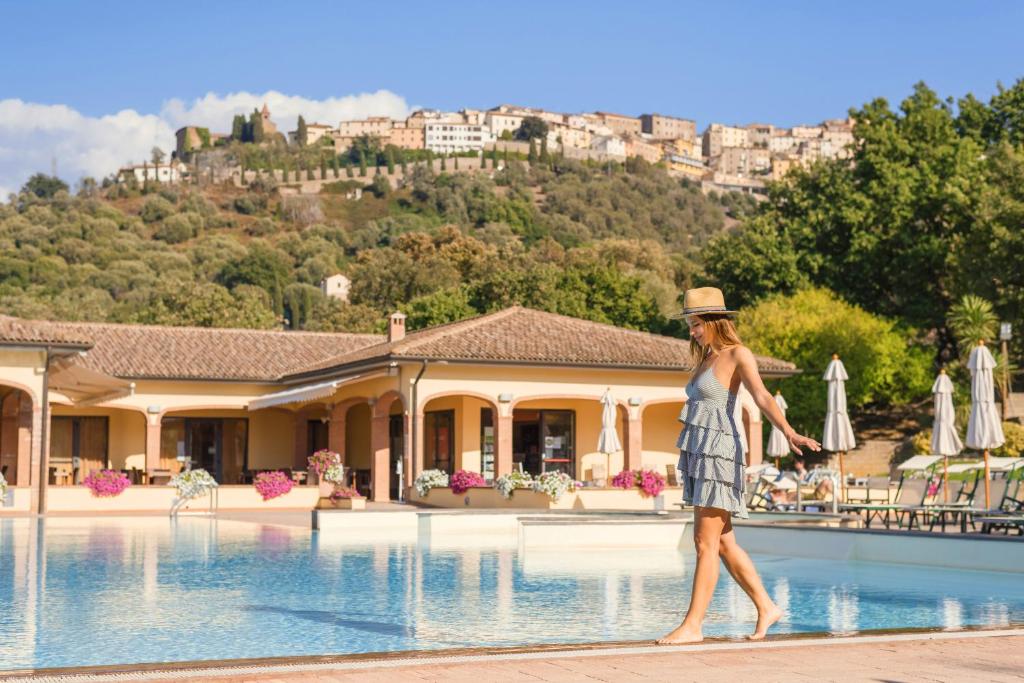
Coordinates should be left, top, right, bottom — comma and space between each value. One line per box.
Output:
388, 311, 407, 343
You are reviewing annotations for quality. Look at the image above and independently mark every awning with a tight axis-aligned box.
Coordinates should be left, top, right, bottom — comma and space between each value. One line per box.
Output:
247, 376, 360, 411
49, 358, 134, 406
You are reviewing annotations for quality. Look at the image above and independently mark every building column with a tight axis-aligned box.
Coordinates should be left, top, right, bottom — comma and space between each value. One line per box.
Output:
494, 413, 513, 477
624, 416, 643, 471
370, 415, 390, 502
293, 413, 309, 471
145, 417, 161, 476
328, 404, 347, 463
412, 411, 425, 482
28, 404, 44, 513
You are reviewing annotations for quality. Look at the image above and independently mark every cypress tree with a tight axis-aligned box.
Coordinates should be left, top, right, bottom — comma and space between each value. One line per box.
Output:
320, 155, 327, 179
332, 156, 339, 178
307, 163, 315, 180
440, 155, 447, 171
296, 116, 308, 146
540, 137, 550, 164
401, 157, 408, 174
386, 148, 395, 175
480, 149, 486, 168
231, 115, 246, 141
528, 139, 537, 164
345, 159, 354, 178
454, 154, 459, 170
503, 148, 509, 164
359, 151, 367, 177
493, 146, 500, 167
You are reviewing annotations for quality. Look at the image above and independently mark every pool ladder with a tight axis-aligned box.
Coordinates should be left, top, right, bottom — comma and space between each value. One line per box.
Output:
169, 487, 219, 517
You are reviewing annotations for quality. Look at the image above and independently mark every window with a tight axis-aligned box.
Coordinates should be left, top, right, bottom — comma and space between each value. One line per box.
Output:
424, 410, 455, 474
480, 408, 495, 481
50, 416, 108, 484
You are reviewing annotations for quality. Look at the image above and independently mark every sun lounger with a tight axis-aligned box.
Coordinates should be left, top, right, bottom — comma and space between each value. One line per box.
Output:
839, 456, 941, 529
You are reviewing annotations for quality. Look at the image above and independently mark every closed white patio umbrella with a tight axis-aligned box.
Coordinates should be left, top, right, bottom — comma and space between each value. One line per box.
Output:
966, 341, 1005, 509
823, 354, 856, 500
597, 389, 622, 481
766, 391, 790, 469
930, 368, 964, 502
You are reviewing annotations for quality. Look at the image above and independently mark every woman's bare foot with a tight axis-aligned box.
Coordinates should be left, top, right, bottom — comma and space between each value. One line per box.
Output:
656, 623, 704, 645
748, 604, 783, 640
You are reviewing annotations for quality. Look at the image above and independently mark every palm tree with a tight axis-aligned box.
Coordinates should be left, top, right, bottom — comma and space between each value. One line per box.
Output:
947, 295, 997, 358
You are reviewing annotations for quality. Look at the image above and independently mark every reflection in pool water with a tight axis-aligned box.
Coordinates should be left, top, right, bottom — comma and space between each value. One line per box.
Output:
0, 518, 1021, 670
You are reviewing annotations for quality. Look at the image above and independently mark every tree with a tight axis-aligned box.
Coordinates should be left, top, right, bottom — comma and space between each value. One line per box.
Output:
296, 115, 308, 146
217, 242, 293, 314
440, 155, 447, 171
128, 282, 278, 329
151, 147, 166, 165
947, 295, 998, 358
514, 116, 549, 141
345, 159, 354, 178
21, 173, 68, 198
359, 150, 368, 177
249, 109, 265, 144
528, 139, 538, 164
386, 147, 395, 175
539, 137, 550, 164
453, 154, 459, 170
231, 114, 246, 141
480, 149, 486, 168
283, 282, 322, 329
331, 155, 339, 178
739, 288, 932, 435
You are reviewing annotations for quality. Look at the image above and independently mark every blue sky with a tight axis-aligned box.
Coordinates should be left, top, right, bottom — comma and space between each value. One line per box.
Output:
0, 1, 1022, 192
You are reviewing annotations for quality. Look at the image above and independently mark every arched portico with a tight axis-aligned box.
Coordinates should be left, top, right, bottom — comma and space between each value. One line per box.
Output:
0, 384, 36, 487
415, 392, 501, 483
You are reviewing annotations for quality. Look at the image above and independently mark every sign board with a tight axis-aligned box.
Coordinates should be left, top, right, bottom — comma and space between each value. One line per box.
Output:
1000, 322, 1012, 341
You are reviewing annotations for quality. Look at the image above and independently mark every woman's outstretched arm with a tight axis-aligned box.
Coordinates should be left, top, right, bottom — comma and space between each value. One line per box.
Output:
733, 346, 821, 455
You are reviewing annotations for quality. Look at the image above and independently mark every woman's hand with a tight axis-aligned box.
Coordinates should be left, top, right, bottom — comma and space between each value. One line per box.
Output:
786, 430, 821, 455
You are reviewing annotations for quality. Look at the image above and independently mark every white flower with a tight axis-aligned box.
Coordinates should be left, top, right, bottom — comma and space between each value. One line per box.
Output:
169, 468, 218, 500
323, 464, 347, 484
532, 471, 575, 501
494, 470, 533, 499
414, 469, 449, 496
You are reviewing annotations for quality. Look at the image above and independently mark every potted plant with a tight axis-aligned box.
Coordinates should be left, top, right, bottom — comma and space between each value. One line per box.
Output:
449, 469, 486, 495
320, 486, 365, 510
82, 469, 132, 498
532, 471, 576, 502
308, 449, 341, 496
414, 469, 449, 497
253, 470, 294, 501
494, 470, 533, 499
612, 468, 667, 498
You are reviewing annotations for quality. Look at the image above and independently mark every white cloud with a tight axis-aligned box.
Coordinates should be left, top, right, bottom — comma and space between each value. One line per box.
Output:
0, 90, 412, 197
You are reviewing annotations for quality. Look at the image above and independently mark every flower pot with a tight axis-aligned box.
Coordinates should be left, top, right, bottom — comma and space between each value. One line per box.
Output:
317, 496, 365, 510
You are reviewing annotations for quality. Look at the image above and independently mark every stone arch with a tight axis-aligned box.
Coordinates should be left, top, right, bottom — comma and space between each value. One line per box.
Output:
0, 382, 36, 487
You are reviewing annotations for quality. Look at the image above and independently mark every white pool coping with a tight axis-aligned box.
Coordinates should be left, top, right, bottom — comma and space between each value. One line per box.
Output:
3, 628, 1021, 682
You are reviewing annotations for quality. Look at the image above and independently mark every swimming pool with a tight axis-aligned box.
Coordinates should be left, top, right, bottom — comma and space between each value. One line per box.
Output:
1, 517, 1021, 670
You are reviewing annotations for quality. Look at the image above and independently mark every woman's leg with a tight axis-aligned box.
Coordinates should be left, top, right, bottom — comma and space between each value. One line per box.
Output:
656, 506, 727, 644
718, 518, 783, 639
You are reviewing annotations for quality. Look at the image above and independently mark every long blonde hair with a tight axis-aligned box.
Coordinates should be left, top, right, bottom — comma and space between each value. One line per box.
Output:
688, 314, 743, 363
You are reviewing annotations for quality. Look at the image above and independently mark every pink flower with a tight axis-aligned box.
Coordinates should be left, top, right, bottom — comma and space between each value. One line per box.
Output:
329, 487, 362, 500
638, 469, 666, 498
611, 469, 637, 489
254, 471, 294, 501
82, 470, 132, 497
450, 469, 486, 494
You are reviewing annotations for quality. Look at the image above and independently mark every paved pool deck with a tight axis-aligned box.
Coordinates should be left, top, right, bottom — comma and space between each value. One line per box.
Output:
6, 630, 1022, 683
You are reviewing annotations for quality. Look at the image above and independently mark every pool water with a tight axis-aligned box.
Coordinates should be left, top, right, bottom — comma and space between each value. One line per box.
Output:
1, 518, 1021, 670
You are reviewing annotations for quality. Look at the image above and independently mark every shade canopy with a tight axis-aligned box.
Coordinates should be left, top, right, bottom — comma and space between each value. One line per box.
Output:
49, 357, 133, 406
896, 454, 943, 471
766, 392, 790, 458
822, 357, 856, 452
945, 462, 982, 474
247, 376, 360, 411
965, 344, 1005, 450
930, 372, 963, 457
596, 389, 622, 455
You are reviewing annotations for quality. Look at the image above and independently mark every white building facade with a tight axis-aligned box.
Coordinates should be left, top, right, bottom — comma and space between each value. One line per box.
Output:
425, 122, 496, 153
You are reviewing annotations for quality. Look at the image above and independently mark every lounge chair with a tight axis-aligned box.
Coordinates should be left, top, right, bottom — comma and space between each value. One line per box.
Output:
915, 464, 983, 532
839, 455, 941, 529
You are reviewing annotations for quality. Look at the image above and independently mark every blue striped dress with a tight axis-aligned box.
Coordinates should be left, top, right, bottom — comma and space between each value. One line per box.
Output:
676, 366, 748, 518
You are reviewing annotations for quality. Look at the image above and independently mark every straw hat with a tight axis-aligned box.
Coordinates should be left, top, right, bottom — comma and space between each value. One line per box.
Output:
672, 287, 738, 319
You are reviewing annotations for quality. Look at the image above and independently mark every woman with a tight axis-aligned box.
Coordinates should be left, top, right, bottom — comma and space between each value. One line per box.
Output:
658, 287, 820, 644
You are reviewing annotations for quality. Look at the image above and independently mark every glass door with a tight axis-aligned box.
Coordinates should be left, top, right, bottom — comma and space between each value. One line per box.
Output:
540, 410, 575, 476
424, 410, 454, 474
389, 414, 404, 498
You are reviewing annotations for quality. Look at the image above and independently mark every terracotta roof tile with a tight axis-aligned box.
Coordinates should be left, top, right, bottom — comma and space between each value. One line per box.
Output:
36, 321, 382, 382
0, 308, 798, 382
289, 307, 798, 377
0, 315, 93, 348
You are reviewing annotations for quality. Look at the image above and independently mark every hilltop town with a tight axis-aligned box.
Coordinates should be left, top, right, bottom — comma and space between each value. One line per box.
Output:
123, 102, 854, 197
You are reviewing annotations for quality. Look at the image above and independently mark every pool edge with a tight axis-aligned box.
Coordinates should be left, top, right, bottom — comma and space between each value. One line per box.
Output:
3, 624, 1022, 682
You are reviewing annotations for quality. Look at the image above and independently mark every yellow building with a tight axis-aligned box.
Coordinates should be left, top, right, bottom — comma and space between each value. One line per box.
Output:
0, 308, 796, 513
